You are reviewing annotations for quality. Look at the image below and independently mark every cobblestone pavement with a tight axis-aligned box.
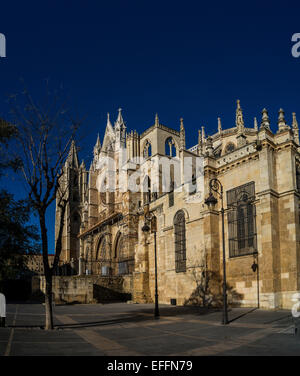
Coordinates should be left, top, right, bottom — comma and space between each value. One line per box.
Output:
0, 303, 299, 356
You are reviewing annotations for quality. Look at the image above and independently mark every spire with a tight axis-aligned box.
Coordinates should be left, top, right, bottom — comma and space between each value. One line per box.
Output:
101, 112, 115, 153
66, 140, 79, 168
105, 112, 114, 135
260, 108, 270, 130
93, 133, 101, 156
155, 113, 159, 127
115, 108, 126, 149
254, 117, 258, 131
180, 118, 185, 150
236, 99, 245, 129
278, 108, 288, 131
198, 129, 203, 156
292, 112, 298, 129
201, 126, 206, 143
205, 136, 214, 157
107, 112, 112, 127
218, 117, 222, 133
115, 108, 124, 127
292, 112, 299, 144
80, 160, 86, 170
96, 133, 100, 146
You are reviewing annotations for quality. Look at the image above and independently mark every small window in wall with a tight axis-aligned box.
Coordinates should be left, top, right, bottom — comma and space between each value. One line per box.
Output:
165, 137, 176, 157
174, 210, 186, 272
227, 182, 257, 257
143, 140, 152, 158
118, 261, 129, 275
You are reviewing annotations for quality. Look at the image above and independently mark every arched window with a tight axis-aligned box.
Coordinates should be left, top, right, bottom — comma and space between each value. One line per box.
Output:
165, 137, 176, 157
96, 236, 111, 276
174, 210, 186, 272
115, 233, 130, 275
227, 182, 257, 257
143, 140, 152, 158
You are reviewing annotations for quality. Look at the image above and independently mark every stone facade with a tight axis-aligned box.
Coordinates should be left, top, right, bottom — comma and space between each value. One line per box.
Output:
55, 102, 300, 309
24, 254, 55, 276
35, 275, 131, 304
24, 254, 70, 276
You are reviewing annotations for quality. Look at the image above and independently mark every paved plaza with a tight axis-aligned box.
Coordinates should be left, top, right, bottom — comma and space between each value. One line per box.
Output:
0, 302, 300, 356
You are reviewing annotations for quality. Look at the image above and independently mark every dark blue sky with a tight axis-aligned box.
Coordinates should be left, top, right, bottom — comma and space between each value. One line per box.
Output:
1, 0, 300, 252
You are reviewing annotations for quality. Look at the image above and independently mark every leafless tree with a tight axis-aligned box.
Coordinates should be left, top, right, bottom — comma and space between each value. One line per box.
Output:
184, 256, 217, 308
8, 83, 81, 329
184, 255, 243, 308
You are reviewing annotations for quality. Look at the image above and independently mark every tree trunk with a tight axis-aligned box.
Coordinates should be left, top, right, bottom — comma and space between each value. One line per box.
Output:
44, 272, 53, 330
39, 210, 54, 330
52, 200, 67, 271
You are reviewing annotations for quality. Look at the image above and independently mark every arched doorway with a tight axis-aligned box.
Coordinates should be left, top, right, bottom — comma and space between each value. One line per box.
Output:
114, 232, 134, 275
94, 235, 112, 276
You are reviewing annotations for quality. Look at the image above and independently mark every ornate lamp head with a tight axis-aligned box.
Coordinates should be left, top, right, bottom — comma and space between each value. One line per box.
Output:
205, 192, 218, 209
142, 222, 150, 233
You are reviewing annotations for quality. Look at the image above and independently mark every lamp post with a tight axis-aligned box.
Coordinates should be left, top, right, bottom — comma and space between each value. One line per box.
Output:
142, 204, 159, 319
251, 255, 259, 308
205, 178, 229, 325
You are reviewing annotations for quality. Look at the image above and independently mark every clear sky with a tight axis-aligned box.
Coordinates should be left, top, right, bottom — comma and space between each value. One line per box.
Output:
1, 0, 300, 253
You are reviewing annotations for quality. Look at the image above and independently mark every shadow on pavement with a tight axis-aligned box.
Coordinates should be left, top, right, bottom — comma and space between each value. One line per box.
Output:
228, 307, 258, 323
8, 303, 269, 330
54, 306, 224, 329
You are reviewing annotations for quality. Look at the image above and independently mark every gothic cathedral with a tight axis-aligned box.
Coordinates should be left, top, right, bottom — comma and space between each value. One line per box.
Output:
55, 101, 300, 309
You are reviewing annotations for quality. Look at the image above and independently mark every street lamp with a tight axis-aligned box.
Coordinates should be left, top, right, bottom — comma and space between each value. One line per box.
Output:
251, 254, 259, 308
142, 203, 159, 319
205, 178, 229, 325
